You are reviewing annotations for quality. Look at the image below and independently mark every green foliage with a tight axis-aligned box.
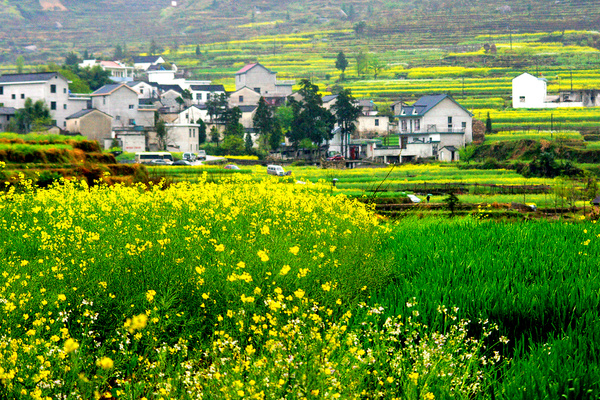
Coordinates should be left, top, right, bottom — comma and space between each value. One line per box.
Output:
442, 192, 460, 215
335, 51, 349, 76
77, 65, 112, 91
331, 88, 361, 157
221, 134, 245, 155
14, 98, 51, 134
252, 97, 274, 150
485, 112, 493, 133
155, 120, 169, 151
210, 126, 221, 146
197, 118, 207, 145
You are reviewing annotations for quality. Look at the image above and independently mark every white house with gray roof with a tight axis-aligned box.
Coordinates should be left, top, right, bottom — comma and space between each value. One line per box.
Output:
0, 107, 16, 131
396, 94, 472, 162
91, 83, 155, 128
235, 63, 294, 98
0, 72, 88, 129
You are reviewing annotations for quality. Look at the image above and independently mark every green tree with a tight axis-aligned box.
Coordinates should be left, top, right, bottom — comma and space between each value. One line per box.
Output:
355, 51, 369, 76
195, 45, 201, 57
197, 118, 207, 145
64, 52, 80, 68
269, 120, 283, 151
369, 55, 386, 78
485, 112, 493, 133
443, 192, 460, 216
77, 65, 112, 91
331, 89, 361, 158
113, 44, 124, 60
252, 97, 274, 150
59, 69, 91, 93
221, 135, 245, 155
15, 56, 24, 74
287, 79, 335, 159
149, 39, 159, 56
223, 107, 244, 137
244, 132, 253, 153
155, 120, 170, 150
210, 126, 221, 146
206, 93, 229, 122
335, 51, 349, 80
14, 98, 51, 133
353, 21, 366, 35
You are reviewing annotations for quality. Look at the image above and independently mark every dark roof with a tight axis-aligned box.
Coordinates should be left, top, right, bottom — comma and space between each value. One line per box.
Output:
322, 94, 338, 103
238, 105, 258, 113
91, 84, 124, 95
190, 84, 225, 92
0, 72, 60, 83
126, 81, 149, 87
0, 107, 16, 115
66, 108, 112, 120
139, 98, 157, 105
133, 55, 163, 64
398, 94, 473, 117
441, 145, 458, 152
158, 84, 184, 94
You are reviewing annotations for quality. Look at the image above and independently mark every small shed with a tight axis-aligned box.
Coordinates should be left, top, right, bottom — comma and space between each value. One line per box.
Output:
592, 196, 600, 206
439, 145, 459, 162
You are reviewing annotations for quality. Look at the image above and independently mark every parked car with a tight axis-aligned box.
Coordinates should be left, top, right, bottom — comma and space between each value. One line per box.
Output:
327, 154, 345, 161
267, 165, 291, 176
224, 164, 240, 170
197, 150, 207, 161
150, 159, 173, 165
173, 160, 192, 166
182, 152, 197, 161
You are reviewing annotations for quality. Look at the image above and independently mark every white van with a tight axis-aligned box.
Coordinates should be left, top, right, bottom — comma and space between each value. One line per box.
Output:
197, 150, 207, 160
182, 152, 197, 161
267, 165, 290, 176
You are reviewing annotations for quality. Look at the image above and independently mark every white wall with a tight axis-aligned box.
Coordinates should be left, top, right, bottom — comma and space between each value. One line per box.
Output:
92, 86, 142, 127
512, 73, 548, 109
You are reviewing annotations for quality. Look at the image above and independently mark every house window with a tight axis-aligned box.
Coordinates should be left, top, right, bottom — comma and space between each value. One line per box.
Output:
462, 121, 467, 131
0, 86, 3, 95
64, 88, 67, 94
50, 84, 56, 93
447, 116, 452, 132
50, 101, 56, 110
116, 115, 121, 121
519, 96, 525, 102
189, 129, 192, 137
63, 104, 67, 110
11, 94, 15, 100
103, 98, 106, 105
401, 120, 407, 131
197, 93, 202, 100
415, 119, 420, 131
239, 95, 244, 103
140, 89, 144, 94
254, 88, 261, 94
20, 94, 25, 99
129, 105, 135, 109
447, 116, 453, 123
375, 119, 379, 127
129, 119, 135, 125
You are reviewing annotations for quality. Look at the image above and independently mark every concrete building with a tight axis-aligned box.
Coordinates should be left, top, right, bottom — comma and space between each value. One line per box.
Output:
79, 60, 134, 82
190, 84, 226, 104
235, 63, 294, 98
133, 56, 166, 71
229, 87, 262, 108
0, 107, 16, 131
65, 109, 113, 143
356, 115, 390, 138
512, 72, 595, 108
126, 81, 159, 100
0, 72, 88, 129
397, 94, 472, 163
90, 83, 155, 128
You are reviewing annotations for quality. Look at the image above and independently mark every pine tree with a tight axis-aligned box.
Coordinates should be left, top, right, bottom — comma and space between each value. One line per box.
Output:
485, 112, 493, 133
335, 51, 349, 80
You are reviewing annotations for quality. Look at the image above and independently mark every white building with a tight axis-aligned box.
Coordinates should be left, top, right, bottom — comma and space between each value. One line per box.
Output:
126, 81, 159, 100
397, 94, 472, 163
190, 84, 225, 104
133, 56, 166, 72
512, 72, 588, 108
235, 63, 294, 98
0, 72, 88, 129
90, 83, 155, 128
79, 60, 134, 82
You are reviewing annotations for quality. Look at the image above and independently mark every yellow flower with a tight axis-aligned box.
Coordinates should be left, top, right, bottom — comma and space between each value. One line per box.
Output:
146, 290, 156, 302
257, 249, 269, 262
289, 246, 300, 255
424, 392, 435, 400
64, 338, 79, 354
245, 344, 256, 355
294, 289, 305, 299
409, 372, 419, 385
386, 377, 394, 383
279, 265, 291, 275
241, 294, 255, 303
260, 225, 270, 235
57, 294, 66, 301
96, 357, 114, 370
321, 282, 331, 292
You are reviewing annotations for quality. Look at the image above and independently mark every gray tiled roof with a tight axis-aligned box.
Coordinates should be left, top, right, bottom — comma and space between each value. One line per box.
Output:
322, 95, 338, 103
66, 108, 112, 120
238, 105, 258, 113
190, 84, 225, 92
0, 107, 16, 115
398, 94, 473, 117
0, 72, 59, 83
133, 56, 162, 64
91, 84, 124, 95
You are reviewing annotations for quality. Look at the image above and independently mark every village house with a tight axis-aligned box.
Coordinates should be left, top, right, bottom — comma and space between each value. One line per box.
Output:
228, 87, 262, 108
65, 108, 113, 143
396, 94, 472, 162
79, 60, 134, 82
90, 83, 155, 128
0, 72, 89, 129
235, 63, 294, 102
512, 72, 597, 108
126, 81, 159, 100
0, 107, 16, 131
133, 55, 166, 72
190, 84, 226, 104
156, 106, 207, 153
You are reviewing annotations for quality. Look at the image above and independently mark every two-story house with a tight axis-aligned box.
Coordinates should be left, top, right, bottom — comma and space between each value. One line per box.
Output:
0, 72, 88, 129
90, 83, 154, 128
158, 105, 207, 153
133, 55, 166, 71
235, 63, 294, 100
190, 84, 226, 104
79, 60, 134, 82
397, 94, 472, 162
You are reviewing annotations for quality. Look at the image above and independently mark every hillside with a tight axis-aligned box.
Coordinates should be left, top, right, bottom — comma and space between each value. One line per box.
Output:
1, 0, 600, 64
